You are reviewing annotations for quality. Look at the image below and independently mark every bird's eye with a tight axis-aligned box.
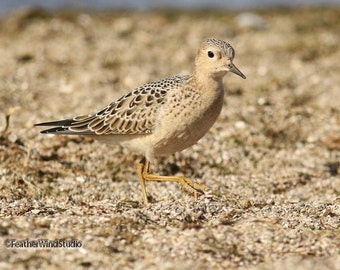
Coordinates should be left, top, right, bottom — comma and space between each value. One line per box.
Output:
207, 51, 215, 58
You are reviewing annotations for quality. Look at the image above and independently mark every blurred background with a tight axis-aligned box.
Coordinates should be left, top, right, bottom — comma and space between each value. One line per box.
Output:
1, 0, 339, 14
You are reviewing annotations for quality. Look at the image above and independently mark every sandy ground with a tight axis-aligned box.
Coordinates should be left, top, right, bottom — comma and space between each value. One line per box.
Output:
0, 7, 339, 270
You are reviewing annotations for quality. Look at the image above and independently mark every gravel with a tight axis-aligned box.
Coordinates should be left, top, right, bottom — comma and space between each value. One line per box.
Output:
0, 8, 339, 270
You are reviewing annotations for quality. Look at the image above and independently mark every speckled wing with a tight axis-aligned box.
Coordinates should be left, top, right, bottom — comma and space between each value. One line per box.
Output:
35, 75, 190, 135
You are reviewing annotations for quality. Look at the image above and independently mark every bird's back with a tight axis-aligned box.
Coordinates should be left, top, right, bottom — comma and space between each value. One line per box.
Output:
35, 75, 191, 136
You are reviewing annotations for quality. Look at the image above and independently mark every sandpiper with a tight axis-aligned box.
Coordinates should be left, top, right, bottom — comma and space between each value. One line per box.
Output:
35, 38, 246, 204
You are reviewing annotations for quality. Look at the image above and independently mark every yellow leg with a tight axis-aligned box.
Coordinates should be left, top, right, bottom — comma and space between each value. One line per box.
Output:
137, 158, 149, 204
137, 157, 207, 204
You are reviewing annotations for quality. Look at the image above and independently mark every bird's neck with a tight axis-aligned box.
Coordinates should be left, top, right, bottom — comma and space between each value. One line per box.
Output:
192, 71, 224, 94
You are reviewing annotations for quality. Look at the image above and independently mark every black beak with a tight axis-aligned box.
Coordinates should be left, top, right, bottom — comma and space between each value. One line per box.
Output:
229, 63, 246, 79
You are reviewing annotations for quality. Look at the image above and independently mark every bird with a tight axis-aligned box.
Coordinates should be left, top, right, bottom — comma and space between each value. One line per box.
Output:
35, 38, 246, 204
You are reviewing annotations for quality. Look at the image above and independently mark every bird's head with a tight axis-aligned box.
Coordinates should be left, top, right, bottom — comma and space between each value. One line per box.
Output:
195, 38, 246, 80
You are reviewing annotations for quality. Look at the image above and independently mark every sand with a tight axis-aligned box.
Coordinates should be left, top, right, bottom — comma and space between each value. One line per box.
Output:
0, 7, 339, 269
